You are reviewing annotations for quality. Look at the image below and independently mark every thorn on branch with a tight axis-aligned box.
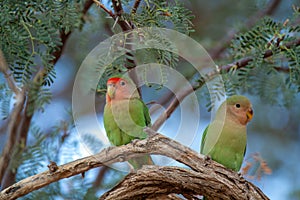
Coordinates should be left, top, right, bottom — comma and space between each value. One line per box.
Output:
47, 161, 58, 173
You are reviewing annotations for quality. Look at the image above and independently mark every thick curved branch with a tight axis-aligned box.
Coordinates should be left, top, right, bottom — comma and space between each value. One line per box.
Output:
0, 130, 269, 200
100, 165, 267, 200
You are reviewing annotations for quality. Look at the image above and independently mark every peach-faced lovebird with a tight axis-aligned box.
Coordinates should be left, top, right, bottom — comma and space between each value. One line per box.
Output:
200, 95, 253, 172
103, 76, 153, 169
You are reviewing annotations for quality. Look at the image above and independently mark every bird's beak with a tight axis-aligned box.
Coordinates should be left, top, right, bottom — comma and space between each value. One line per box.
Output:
246, 108, 253, 121
107, 84, 116, 99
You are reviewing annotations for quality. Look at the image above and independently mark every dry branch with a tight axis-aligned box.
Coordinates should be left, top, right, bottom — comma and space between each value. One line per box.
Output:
221, 38, 300, 71
0, 50, 25, 187
152, 37, 300, 131
0, 0, 95, 189
0, 130, 269, 200
131, 0, 141, 14
100, 165, 266, 200
93, 0, 116, 19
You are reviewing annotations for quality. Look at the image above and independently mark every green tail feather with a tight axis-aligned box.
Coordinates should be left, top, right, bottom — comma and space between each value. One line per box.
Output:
128, 155, 154, 169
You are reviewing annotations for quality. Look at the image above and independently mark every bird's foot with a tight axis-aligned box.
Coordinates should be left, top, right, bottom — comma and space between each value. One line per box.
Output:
130, 138, 140, 146
203, 155, 211, 167
237, 172, 246, 181
204, 155, 211, 161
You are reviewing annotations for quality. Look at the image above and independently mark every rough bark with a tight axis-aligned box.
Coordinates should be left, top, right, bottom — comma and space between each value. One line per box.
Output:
100, 166, 267, 200
0, 129, 269, 200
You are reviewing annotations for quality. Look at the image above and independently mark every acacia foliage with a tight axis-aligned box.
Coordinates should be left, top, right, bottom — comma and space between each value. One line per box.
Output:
0, 0, 299, 199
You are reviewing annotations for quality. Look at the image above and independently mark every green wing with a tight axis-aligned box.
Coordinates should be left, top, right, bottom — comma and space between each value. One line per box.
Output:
200, 125, 209, 154
142, 100, 151, 127
103, 98, 151, 146
103, 98, 153, 169
128, 98, 150, 138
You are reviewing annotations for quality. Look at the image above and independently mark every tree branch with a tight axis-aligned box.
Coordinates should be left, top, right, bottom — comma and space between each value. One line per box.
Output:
0, 130, 269, 200
220, 38, 300, 71
0, 89, 25, 188
0, 50, 25, 188
131, 0, 141, 14
152, 37, 300, 130
93, 0, 116, 19
153, 0, 286, 130
100, 165, 267, 200
0, 50, 20, 95
0, 0, 95, 189
151, 85, 194, 131
52, 0, 94, 64
111, 0, 132, 31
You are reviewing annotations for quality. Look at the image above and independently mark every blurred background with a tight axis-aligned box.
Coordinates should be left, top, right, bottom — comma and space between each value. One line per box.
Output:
0, 0, 299, 199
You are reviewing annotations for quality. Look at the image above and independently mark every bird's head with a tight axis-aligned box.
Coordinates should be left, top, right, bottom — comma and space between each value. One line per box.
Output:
106, 76, 140, 102
225, 95, 253, 125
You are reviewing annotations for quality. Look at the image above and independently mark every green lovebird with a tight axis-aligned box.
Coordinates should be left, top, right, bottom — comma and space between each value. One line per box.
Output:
200, 95, 253, 172
103, 76, 153, 169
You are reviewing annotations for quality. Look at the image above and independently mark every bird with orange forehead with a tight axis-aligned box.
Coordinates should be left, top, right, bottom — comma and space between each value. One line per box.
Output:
103, 75, 153, 169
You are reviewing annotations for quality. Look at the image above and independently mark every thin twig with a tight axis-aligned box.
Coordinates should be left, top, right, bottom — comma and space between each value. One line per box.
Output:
221, 38, 300, 71
111, 0, 123, 16
111, 0, 132, 30
151, 85, 194, 131
93, 0, 116, 19
0, 50, 20, 95
152, 38, 300, 131
92, 166, 109, 188
53, 0, 94, 64
151, 0, 283, 114
131, 0, 141, 14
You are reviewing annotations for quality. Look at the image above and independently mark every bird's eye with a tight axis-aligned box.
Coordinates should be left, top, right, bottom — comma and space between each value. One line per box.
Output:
235, 103, 241, 108
120, 81, 126, 86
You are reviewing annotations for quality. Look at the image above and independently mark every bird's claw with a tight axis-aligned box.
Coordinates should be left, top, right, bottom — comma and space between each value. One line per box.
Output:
130, 138, 140, 145
237, 172, 245, 181
204, 155, 211, 161
203, 155, 211, 167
